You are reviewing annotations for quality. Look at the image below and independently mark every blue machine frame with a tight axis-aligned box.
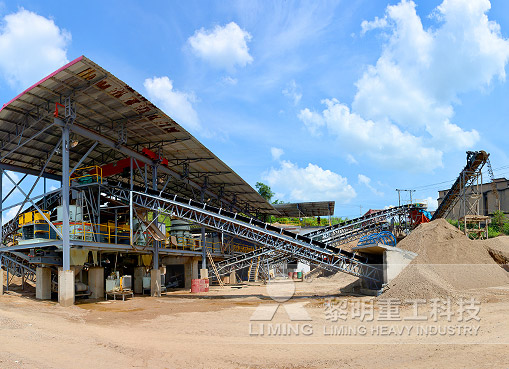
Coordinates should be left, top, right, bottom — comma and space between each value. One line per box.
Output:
357, 231, 397, 247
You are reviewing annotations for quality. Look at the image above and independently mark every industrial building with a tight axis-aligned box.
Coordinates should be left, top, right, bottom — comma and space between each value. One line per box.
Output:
437, 177, 509, 219
0, 56, 384, 305
0, 56, 485, 306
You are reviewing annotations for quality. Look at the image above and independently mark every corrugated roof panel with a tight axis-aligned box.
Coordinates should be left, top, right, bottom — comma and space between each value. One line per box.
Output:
273, 201, 335, 217
0, 55, 277, 215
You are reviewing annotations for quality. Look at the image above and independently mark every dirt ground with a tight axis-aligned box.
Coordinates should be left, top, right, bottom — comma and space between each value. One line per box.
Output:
1, 272, 509, 369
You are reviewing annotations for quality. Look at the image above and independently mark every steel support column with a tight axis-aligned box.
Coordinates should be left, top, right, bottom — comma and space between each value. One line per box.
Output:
0, 168, 3, 235
153, 165, 159, 270
130, 157, 134, 245
201, 190, 206, 270
61, 122, 71, 271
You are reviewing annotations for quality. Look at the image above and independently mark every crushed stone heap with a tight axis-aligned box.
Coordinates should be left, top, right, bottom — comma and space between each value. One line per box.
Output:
381, 219, 509, 300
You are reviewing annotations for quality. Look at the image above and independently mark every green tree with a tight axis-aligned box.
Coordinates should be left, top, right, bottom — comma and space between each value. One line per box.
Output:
492, 210, 507, 232
255, 182, 274, 202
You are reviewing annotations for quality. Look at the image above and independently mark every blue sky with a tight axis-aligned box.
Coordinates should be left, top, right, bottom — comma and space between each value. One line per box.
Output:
1, 0, 509, 219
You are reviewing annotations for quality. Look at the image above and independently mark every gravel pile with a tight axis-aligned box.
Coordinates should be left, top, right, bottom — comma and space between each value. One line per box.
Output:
382, 219, 509, 300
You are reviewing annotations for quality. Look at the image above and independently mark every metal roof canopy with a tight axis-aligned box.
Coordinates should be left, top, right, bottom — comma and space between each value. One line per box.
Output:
272, 201, 335, 217
0, 56, 277, 215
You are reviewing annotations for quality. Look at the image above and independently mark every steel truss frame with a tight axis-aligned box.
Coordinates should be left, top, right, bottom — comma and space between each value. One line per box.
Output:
432, 151, 489, 220
213, 206, 411, 279
0, 252, 36, 283
100, 185, 383, 285
3, 87, 264, 219
213, 247, 279, 275
306, 204, 415, 244
214, 225, 385, 277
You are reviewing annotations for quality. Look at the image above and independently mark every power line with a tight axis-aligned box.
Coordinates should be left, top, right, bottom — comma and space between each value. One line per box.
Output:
409, 162, 509, 192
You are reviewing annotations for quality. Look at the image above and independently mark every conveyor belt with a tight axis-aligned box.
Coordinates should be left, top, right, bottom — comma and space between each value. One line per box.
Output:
306, 204, 416, 244
431, 151, 489, 220
102, 184, 383, 286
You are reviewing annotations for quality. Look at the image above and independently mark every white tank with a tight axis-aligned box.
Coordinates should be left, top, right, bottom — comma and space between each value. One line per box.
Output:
56, 205, 83, 222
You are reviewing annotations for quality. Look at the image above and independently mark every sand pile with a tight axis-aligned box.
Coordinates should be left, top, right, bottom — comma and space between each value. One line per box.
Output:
382, 219, 509, 300
479, 236, 509, 266
311, 269, 361, 294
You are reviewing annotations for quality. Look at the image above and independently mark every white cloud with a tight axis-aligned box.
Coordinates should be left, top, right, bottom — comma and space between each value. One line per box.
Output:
49, 185, 58, 191
360, 16, 388, 35
2, 170, 20, 197
3, 205, 20, 225
358, 174, 384, 197
270, 147, 284, 161
298, 107, 325, 136
300, 0, 509, 171
0, 8, 70, 89
263, 160, 356, 203
282, 80, 302, 105
299, 98, 442, 171
425, 196, 438, 211
188, 22, 253, 71
2, 170, 19, 187
352, 0, 488, 149
144, 76, 200, 131
357, 174, 371, 186
222, 76, 238, 85
346, 154, 358, 165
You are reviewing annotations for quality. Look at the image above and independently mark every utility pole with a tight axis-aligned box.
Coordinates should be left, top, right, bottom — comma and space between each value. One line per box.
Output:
395, 189, 416, 205
395, 189, 416, 236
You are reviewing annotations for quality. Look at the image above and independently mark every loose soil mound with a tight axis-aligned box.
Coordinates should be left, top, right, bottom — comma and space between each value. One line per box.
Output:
382, 219, 509, 300
479, 236, 509, 267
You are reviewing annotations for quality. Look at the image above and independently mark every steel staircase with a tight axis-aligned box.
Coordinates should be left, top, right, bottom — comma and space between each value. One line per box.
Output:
247, 257, 260, 282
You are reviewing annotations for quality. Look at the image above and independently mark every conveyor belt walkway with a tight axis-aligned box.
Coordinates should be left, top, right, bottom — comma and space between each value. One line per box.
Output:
431, 151, 489, 220
102, 184, 383, 287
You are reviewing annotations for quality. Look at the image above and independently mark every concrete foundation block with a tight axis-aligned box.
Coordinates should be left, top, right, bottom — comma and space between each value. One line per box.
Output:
134, 266, 146, 294
200, 268, 209, 279
184, 258, 199, 289
36, 267, 52, 300
88, 267, 104, 299
150, 269, 161, 297
58, 268, 75, 307
229, 271, 236, 285
383, 249, 417, 284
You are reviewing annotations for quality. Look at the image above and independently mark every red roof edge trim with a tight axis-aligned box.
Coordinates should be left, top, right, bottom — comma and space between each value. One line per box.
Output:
0, 55, 85, 113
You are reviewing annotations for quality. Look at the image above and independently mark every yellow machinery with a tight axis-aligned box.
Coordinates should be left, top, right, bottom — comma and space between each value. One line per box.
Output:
18, 210, 50, 226
17, 210, 55, 245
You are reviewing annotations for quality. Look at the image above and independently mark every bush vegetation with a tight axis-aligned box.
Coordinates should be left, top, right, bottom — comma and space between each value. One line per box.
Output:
448, 211, 509, 238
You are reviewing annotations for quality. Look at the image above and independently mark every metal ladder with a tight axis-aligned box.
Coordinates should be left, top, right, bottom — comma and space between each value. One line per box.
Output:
247, 257, 260, 282
206, 249, 224, 288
